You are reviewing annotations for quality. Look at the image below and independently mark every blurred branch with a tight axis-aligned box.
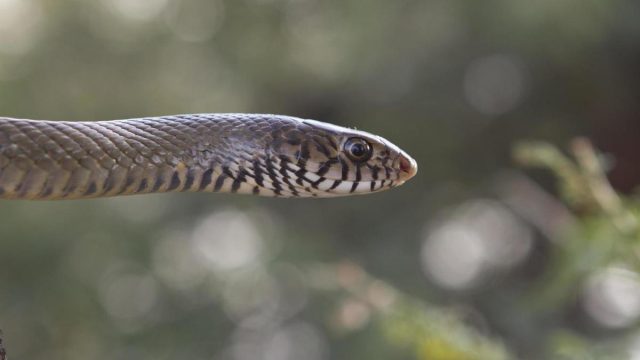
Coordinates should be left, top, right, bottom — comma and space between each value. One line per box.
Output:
514, 138, 640, 309
382, 302, 510, 360
514, 140, 595, 211
514, 138, 638, 237
570, 138, 638, 235
308, 261, 511, 360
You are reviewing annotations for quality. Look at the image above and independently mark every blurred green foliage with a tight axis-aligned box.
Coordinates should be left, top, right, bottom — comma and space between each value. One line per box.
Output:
516, 139, 640, 357
1, 0, 640, 359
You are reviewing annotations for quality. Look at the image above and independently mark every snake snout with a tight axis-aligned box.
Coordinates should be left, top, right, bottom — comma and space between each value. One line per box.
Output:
398, 153, 418, 181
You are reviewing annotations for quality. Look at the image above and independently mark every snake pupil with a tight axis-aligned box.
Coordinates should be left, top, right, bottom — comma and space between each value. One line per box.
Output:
351, 144, 365, 156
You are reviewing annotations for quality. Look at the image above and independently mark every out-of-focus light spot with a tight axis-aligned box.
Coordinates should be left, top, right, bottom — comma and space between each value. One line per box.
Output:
99, 263, 159, 323
0, 0, 43, 55
336, 261, 366, 291
222, 265, 308, 329
629, 335, 640, 360
333, 298, 371, 331
222, 270, 279, 325
152, 231, 208, 292
366, 280, 397, 311
583, 266, 640, 329
230, 322, 328, 360
102, 0, 169, 22
192, 209, 264, 272
422, 224, 485, 289
421, 199, 533, 290
464, 54, 528, 116
264, 322, 328, 360
166, 0, 224, 42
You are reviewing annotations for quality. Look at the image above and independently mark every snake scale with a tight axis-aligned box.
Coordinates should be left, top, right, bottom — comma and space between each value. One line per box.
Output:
0, 114, 417, 200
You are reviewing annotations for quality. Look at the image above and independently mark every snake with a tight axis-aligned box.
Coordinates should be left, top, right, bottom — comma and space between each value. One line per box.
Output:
0, 113, 417, 200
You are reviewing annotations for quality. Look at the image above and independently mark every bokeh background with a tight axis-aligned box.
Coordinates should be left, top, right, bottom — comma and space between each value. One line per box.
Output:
1, 0, 640, 359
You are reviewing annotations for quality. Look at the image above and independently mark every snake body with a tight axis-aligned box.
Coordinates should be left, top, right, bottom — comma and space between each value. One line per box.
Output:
0, 114, 417, 200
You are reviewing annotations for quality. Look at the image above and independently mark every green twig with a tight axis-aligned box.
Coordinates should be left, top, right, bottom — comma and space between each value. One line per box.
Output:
570, 138, 638, 234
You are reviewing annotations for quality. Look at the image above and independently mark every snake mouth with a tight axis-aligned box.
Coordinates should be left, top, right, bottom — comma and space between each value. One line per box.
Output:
284, 155, 415, 197
301, 178, 400, 197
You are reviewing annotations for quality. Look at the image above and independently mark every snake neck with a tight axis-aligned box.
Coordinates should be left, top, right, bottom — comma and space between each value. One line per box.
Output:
0, 115, 320, 199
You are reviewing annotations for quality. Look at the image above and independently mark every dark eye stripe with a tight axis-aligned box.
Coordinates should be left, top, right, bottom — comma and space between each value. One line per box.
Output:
340, 157, 349, 181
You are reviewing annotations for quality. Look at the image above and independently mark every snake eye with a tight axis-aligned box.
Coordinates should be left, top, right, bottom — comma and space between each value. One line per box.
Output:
344, 138, 372, 162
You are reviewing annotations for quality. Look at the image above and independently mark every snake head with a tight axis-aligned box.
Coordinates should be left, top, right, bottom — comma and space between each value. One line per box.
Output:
263, 117, 418, 197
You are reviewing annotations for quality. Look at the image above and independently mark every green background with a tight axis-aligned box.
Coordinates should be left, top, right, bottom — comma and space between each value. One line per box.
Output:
1, 0, 640, 359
